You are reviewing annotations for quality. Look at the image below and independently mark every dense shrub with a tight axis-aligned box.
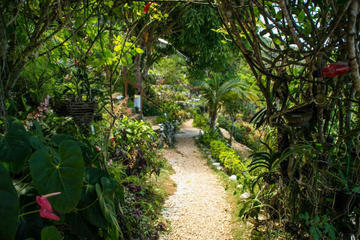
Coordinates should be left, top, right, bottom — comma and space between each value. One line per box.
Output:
157, 120, 178, 147
143, 99, 162, 116
156, 101, 181, 123
116, 179, 165, 239
209, 139, 256, 195
193, 113, 209, 129
198, 128, 222, 147
210, 140, 247, 177
210, 140, 228, 160
111, 116, 164, 176
0, 116, 165, 240
219, 150, 244, 175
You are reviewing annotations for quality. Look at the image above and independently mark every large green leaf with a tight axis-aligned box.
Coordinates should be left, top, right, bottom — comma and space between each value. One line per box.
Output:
66, 213, 99, 239
41, 226, 61, 240
0, 163, 19, 240
30, 140, 84, 213
84, 167, 106, 185
95, 183, 120, 234
0, 118, 32, 173
100, 177, 117, 198
352, 186, 360, 193
298, 10, 306, 23
51, 134, 76, 147
79, 183, 107, 228
83, 200, 108, 229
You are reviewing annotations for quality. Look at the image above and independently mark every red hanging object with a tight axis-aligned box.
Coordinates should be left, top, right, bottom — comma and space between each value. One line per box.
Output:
313, 63, 350, 78
321, 63, 350, 78
143, 2, 153, 13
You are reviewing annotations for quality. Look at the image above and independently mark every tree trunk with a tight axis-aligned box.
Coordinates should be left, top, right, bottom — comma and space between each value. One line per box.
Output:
0, 80, 6, 121
209, 109, 217, 130
134, 53, 143, 93
133, 52, 144, 116
278, 127, 290, 182
348, 0, 360, 95
345, 88, 355, 134
229, 115, 235, 146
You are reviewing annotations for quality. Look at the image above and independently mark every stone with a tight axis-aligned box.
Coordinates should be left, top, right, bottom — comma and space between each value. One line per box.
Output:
229, 175, 237, 181
240, 192, 250, 199
212, 162, 220, 166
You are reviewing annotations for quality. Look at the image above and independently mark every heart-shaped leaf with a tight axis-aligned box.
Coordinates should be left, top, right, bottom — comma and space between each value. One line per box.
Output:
0, 163, 19, 240
352, 186, 360, 193
41, 226, 61, 240
0, 118, 32, 173
30, 140, 84, 213
51, 134, 76, 147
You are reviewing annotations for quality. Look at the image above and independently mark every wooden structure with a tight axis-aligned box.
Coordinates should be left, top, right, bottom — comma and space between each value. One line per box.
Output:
68, 101, 97, 125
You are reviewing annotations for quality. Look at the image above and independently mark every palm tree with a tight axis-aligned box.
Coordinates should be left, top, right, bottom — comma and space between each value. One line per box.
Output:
195, 75, 245, 130
223, 92, 241, 145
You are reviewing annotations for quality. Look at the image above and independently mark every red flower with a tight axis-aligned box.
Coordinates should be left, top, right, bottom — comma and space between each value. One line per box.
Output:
36, 196, 53, 212
39, 207, 60, 221
36, 192, 61, 221
74, 59, 78, 65
143, 2, 153, 13
111, 137, 115, 142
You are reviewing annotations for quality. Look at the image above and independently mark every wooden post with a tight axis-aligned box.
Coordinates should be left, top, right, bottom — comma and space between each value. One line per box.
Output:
123, 66, 143, 117
140, 87, 143, 116
124, 66, 128, 100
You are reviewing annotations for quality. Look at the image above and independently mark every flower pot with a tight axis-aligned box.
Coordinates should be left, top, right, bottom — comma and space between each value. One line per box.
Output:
51, 99, 70, 116
68, 101, 97, 125
284, 103, 314, 127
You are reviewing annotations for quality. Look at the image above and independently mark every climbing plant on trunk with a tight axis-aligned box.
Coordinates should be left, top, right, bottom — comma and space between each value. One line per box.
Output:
210, 0, 360, 238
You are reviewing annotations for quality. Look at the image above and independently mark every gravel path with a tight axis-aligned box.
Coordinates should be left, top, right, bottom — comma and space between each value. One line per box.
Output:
160, 120, 233, 240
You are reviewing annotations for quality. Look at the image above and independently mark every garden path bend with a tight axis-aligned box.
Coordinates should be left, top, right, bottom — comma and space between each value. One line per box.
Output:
161, 120, 233, 240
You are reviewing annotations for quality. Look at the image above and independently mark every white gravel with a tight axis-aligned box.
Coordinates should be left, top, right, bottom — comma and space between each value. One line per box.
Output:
160, 120, 233, 240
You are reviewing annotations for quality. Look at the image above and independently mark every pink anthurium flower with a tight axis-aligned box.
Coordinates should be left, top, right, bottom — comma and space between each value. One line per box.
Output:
36, 192, 61, 221
39, 208, 60, 221
36, 196, 53, 212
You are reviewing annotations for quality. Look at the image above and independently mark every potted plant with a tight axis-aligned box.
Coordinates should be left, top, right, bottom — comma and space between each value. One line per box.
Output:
52, 61, 101, 125
283, 102, 314, 127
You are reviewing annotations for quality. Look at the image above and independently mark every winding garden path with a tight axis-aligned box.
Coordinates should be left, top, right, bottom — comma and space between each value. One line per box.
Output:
160, 120, 233, 240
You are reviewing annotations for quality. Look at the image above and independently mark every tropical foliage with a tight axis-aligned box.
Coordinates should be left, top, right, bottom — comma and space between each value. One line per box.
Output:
0, 115, 166, 239
195, 75, 245, 129
1, 0, 360, 239
213, 0, 360, 238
